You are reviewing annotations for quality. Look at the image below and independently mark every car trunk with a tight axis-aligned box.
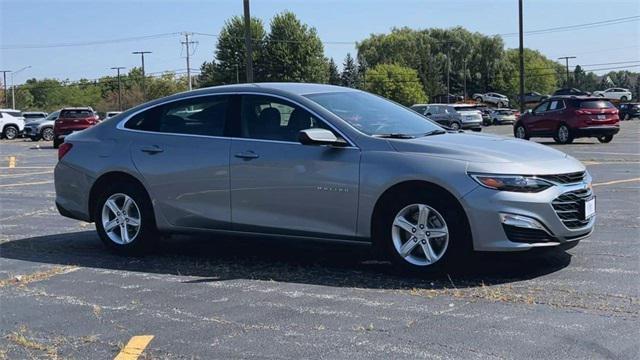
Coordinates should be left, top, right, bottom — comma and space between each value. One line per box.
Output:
55, 110, 98, 133
574, 100, 619, 125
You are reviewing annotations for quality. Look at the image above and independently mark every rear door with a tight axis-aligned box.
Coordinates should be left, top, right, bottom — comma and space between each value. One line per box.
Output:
229, 94, 360, 238
127, 94, 233, 230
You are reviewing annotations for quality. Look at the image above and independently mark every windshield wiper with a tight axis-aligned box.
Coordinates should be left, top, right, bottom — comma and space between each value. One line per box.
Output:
418, 129, 447, 137
372, 133, 415, 139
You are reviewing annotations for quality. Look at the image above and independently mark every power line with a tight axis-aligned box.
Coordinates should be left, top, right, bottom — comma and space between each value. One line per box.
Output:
499, 15, 640, 37
1, 32, 181, 50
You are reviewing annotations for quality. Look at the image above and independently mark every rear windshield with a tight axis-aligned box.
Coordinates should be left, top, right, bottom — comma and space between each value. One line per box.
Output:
453, 106, 476, 112
496, 110, 513, 115
60, 109, 93, 118
578, 100, 614, 109
23, 113, 44, 118
2, 111, 22, 117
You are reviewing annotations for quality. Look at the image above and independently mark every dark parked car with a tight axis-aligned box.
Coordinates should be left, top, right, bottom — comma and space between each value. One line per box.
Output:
553, 88, 590, 96
514, 96, 619, 144
411, 104, 482, 131
53, 107, 99, 148
523, 92, 549, 103
618, 103, 640, 120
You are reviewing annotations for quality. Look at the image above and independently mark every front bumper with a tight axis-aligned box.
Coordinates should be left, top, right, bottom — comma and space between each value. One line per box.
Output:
574, 126, 620, 137
461, 179, 595, 251
23, 126, 39, 137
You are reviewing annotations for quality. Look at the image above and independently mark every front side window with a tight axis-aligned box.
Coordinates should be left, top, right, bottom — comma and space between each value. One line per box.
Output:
305, 91, 442, 136
125, 95, 229, 137
239, 95, 327, 142
533, 101, 549, 114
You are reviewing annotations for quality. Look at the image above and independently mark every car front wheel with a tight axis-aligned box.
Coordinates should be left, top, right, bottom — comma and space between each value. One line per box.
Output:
597, 135, 613, 143
514, 123, 529, 140
620, 96, 628, 102
94, 181, 157, 254
377, 193, 471, 273
450, 122, 461, 130
555, 125, 573, 144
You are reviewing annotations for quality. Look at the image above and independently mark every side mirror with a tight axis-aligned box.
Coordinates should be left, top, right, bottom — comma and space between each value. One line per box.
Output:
298, 128, 344, 146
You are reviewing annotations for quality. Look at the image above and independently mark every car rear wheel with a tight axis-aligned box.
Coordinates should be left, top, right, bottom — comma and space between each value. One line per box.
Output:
620, 96, 628, 102
514, 123, 529, 140
597, 135, 613, 143
623, 114, 630, 120
377, 193, 471, 273
41, 127, 54, 141
493, 118, 499, 125
555, 125, 573, 144
450, 122, 461, 130
474, 96, 483, 102
3, 125, 18, 140
94, 181, 157, 255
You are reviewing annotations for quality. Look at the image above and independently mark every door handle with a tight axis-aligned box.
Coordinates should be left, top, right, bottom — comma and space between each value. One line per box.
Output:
234, 151, 259, 160
140, 145, 164, 154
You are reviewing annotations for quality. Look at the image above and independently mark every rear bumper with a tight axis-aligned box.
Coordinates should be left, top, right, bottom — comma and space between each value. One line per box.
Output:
461, 122, 482, 130
574, 126, 620, 137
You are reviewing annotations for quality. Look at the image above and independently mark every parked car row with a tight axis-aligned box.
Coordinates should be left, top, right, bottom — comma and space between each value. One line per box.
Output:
410, 103, 482, 131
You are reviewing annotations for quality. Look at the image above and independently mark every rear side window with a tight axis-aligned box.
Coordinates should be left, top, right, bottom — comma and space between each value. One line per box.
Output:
125, 95, 229, 137
60, 109, 93, 118
579, 100, 614, 109
549, 100, 564, 111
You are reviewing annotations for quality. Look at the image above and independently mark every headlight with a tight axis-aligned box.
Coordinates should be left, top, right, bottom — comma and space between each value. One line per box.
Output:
469, 174, 553, 193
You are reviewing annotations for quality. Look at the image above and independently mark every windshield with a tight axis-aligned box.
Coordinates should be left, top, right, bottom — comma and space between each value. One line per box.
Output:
304, 91, 442, 136
45, 111, 59, 120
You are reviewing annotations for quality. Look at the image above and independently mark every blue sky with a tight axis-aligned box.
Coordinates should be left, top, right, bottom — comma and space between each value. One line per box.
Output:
1, 0, 639, 84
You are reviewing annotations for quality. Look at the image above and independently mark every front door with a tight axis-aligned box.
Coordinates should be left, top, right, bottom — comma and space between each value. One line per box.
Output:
229, 94, 361, 238
126, 95, 232, 230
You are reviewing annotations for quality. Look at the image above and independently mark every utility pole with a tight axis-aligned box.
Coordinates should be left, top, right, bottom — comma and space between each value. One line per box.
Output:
132, 51, 152, 100
243, 0, 254, 82
10, 66, 31, 109
463, 59, 467, 101
518, 0, 525, 114
558, 56, 576, 87
181, 32, 197, 90
110, 67, 125, 111
446, 49, 451, 104
0, 70, 10, 107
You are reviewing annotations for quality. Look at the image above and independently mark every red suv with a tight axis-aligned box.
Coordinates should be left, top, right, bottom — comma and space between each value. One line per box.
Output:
514, 96, 619, 144
53, 107, 99, 148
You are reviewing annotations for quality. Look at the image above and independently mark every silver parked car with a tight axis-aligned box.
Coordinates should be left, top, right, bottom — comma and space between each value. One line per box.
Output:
55, 83, 595, 271
23, 110, 59, 141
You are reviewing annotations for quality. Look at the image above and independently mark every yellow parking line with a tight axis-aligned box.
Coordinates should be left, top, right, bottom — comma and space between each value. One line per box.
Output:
593, 177, 640, 187
0, 180, 53, 188
8, 156, 16, 168
114, 335, 154, 360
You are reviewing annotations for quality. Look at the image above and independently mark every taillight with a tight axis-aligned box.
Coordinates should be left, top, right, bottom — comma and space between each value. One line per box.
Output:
575, 109, 590, 115
58, 143, 73, 160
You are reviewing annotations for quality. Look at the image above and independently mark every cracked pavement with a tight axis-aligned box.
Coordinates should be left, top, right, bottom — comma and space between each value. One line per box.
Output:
1, 122, 639, 359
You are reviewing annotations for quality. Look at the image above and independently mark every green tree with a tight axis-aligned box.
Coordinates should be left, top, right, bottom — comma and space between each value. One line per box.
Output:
197, 61, 220, 88
495, 48, 561, 103
213, 16, 267, 84
341, 53, 359, 88
327, 58, 341, 85
264, 11, 328, 82
364, 63, 427, 106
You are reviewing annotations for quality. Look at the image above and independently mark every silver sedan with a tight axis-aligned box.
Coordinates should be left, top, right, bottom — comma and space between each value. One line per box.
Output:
54, 83, 595, 272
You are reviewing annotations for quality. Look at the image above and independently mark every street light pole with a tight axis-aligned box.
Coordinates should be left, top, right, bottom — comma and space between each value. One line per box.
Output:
110, 67, 126, 111
558, 56, 576, 87
132, 51, 152, 101
518, 0, 525, 114
0, 70, 10, 107
11, 66, 31, 109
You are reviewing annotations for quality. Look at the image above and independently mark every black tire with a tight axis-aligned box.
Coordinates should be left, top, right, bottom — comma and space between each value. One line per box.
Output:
449, 122, 461, 130
597, 135, 613, 143
94, 180, 157, 255
374, 191, 472, 274
620, 96, 628, 102
514, 123, 529, 140
41, 127, 54, 141
474, 96, 483, 102
554, 124, 574, 144
2, 125, 18, 140
493, 118, 499, 125
623, 114, 630, 120
53, 138, 62, 149
483, 119, 491, 126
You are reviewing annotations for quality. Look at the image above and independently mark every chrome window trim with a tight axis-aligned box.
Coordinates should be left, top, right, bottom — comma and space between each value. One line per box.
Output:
115, 91, 358, 148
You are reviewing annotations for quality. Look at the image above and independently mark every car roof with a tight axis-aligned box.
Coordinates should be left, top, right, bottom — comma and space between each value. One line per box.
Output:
61, 107, 93, 110
198, 82, 357, 96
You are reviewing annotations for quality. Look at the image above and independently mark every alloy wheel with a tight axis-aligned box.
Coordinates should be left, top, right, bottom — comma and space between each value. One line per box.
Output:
450, 122, 460, 130
558, 125, 569, 143
101, 193, 142, 245
4, 127, 17, 140
42, 128, 54, 141
391, 204, 449, 266
515, 126, 526, 139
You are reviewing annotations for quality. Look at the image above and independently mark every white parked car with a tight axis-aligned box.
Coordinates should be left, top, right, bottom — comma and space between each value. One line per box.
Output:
592, 88, 633, 101
488, 108, 517, 125
0, 109, 25, 140
104, 111, 122, 120
472, 92, 510, 107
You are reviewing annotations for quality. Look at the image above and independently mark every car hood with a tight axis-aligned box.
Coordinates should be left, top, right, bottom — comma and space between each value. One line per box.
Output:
389, 132, 585, 174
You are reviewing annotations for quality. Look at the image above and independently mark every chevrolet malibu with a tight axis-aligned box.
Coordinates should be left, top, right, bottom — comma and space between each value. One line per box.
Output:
55, 83, 595, 271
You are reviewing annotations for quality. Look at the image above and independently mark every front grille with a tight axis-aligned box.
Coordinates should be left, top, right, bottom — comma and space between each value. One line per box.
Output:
552, 188, 593, 229
502, 224, 557, 243
539, 171, 585, 184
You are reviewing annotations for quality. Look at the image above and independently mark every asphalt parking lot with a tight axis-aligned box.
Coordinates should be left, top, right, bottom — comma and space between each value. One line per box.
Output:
1, 123, 639, 359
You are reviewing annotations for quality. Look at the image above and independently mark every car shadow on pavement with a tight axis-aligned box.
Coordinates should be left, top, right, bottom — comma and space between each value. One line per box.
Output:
0, 230, 572, 290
